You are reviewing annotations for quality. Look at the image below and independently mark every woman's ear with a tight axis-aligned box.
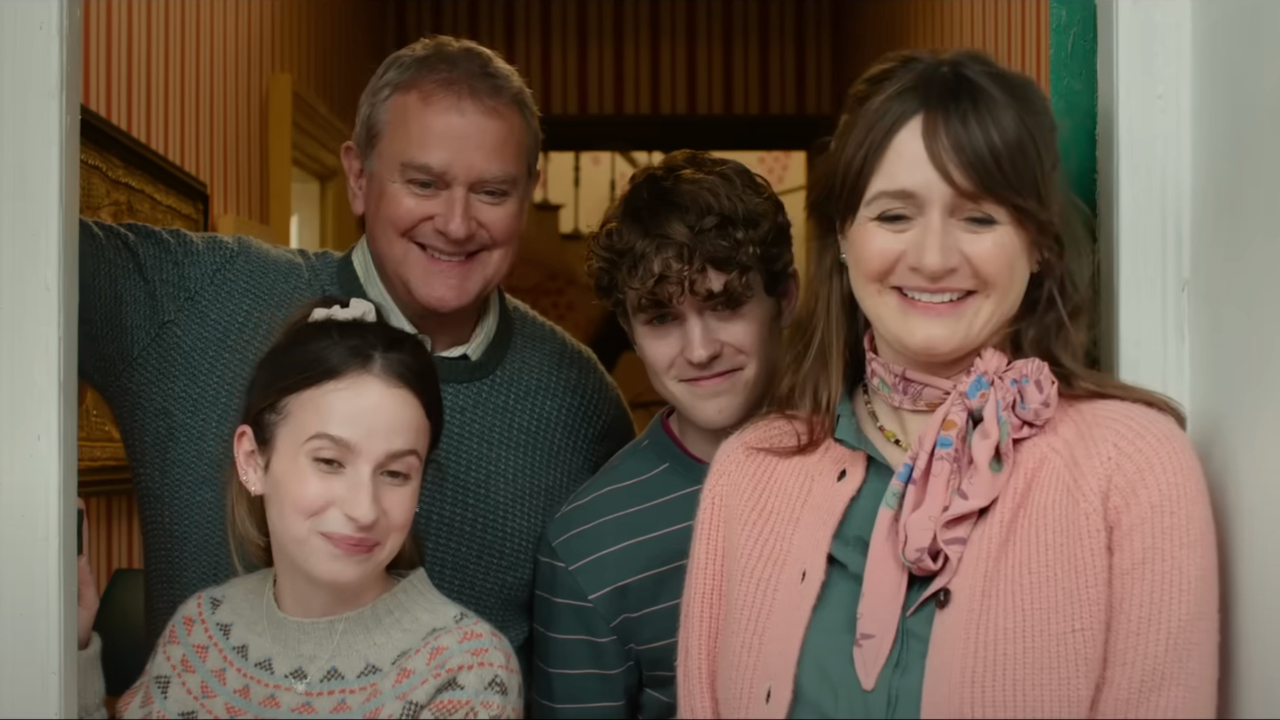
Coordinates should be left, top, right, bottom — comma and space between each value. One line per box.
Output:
232, 425, 266, 496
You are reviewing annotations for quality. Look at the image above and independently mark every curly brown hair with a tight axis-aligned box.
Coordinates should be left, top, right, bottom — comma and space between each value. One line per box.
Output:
586, 149, 794, 322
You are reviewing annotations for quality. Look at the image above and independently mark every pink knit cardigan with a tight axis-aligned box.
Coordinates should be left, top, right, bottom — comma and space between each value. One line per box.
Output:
676, 399, 1219, 719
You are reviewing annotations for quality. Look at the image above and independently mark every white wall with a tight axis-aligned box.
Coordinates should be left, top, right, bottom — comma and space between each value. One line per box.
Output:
1101, 1, 1279, 716
1187, 2, 1280, 717
0, 0, 81, 716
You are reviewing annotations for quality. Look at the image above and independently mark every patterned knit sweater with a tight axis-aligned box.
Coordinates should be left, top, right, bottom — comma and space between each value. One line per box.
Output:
79, 569, 523, 718
77, 220, 636, 660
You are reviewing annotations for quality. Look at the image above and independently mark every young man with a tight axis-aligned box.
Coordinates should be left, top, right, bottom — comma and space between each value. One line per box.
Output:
531, 150, 798, 719
77, 35, 634, 663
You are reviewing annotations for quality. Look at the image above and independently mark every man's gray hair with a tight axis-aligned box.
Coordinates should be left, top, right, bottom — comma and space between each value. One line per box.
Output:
353, 35, 542, 180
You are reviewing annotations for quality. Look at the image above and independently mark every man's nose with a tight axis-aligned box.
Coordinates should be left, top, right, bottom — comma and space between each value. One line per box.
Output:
683, 318, 723, 366
435, 190, 476, 243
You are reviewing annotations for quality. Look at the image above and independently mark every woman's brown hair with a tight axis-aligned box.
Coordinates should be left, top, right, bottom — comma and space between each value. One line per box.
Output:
227, 296, 445, 573
769, 49, 1183, 452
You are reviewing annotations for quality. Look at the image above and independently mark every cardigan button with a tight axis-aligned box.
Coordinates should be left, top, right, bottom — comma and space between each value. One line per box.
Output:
935, 587, 952, 609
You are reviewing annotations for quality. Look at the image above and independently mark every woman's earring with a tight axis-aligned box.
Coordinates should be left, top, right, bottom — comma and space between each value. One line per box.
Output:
839, 252, 847, 265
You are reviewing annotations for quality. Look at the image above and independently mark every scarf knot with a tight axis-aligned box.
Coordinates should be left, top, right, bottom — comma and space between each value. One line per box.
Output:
853, 335, 1059, 691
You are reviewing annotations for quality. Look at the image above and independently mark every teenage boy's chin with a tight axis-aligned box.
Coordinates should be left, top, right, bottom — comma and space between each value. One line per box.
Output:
671, 399, 758, 435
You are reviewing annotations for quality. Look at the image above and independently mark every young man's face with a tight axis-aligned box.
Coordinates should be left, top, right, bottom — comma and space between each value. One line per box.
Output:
628, 270, 796, 436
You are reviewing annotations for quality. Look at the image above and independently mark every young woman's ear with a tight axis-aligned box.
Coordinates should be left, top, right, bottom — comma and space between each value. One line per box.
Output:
232, 425, 266, 496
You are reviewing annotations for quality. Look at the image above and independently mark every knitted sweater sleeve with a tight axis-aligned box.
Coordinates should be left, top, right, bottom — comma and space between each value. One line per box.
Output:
676, 441, 735, 719
77, 633, 109, 720
78, 219, 237, 390
1094, 409, 1219, 718
589, 387, 637, 476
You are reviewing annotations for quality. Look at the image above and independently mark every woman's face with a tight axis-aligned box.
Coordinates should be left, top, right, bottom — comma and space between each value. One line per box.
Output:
842, 115, 1037, 377
235, 372, 429, 592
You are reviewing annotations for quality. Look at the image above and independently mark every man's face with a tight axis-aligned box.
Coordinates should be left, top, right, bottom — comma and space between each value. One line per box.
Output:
628, 270, 796, 435
342, 89, 532, 328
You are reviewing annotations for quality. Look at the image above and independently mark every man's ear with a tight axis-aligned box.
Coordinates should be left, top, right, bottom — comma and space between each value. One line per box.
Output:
340, 141, 368, 218
232, 425, 266, 496
779, 268, 801, 329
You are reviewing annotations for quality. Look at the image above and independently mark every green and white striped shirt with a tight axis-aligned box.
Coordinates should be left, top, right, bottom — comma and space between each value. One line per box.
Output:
531, 408, 707, 719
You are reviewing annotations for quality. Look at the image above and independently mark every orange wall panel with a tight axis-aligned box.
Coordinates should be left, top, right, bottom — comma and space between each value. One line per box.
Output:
393, 0, 1049, 118
844, 0, 1051, 94
82, 0, 393, 227
394, 0, 844, 116
84, 494, 143, 596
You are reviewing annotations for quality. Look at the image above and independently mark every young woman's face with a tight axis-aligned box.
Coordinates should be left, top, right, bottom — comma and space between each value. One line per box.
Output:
842, 115, 1037, 377
236, 372, 429, 591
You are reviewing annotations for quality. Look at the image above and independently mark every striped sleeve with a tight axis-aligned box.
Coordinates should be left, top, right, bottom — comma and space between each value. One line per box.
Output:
531, 532, 635, 719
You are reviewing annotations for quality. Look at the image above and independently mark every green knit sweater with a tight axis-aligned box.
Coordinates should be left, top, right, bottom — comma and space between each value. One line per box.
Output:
78, 219, 635, 660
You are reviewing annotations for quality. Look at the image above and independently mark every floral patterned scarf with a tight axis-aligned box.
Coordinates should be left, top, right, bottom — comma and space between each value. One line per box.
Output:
853, 332, 1059, 691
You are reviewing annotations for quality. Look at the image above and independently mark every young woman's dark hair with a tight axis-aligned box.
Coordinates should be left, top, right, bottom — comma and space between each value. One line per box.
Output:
227, 296, 443, 573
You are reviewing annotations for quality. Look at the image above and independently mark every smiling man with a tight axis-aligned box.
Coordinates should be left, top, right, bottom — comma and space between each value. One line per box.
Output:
76, 35, 635, 676
530, 150, 798, 719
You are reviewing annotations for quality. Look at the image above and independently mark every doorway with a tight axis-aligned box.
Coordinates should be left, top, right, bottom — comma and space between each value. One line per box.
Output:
289, 164, 323, 251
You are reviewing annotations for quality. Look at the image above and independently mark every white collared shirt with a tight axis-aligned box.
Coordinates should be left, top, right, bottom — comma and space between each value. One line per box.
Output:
351, 236, 499, 360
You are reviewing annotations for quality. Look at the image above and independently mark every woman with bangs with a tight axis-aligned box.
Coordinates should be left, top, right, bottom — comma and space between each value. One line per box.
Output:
675, 50, 1219, 719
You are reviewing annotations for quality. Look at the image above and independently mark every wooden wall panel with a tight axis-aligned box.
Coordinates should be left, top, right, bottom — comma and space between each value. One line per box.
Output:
843, 0, 1051, 94
393, 0, 842, 116
82, 0, 393, 227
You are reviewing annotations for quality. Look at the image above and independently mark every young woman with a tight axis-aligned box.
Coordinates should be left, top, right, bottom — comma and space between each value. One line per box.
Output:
78, 297, 523, 719
676, 51, 1219, 718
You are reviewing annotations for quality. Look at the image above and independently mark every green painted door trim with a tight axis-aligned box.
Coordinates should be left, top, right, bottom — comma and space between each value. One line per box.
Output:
1050, 0, 1098, 216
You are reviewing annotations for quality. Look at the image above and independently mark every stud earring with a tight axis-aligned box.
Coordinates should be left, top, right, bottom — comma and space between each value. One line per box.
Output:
839, 252, 847, 265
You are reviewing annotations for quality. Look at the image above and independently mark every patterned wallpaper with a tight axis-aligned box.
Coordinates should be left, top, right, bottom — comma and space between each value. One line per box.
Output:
80, 0, 1051, 225
845, 0, 1051, 92
393, 0, 844, 116
392, 0, 1051, 118
81, 0, 393, 226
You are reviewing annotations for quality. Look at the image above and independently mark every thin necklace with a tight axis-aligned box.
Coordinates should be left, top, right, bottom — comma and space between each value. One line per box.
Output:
263, 573, 347, 694
861, 382, 912, 451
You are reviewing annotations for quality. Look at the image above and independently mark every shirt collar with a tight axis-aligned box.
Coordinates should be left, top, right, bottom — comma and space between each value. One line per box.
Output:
834, 388, 890, 466
351, 236, 499, 360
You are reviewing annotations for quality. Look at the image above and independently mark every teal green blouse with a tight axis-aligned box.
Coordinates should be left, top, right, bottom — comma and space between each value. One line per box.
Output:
787, 393, 937, 719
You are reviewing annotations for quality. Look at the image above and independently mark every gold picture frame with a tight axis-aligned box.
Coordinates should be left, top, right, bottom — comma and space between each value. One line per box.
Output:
78, 106, 209, 495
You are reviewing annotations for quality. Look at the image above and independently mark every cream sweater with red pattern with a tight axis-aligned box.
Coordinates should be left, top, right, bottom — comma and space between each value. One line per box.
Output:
80, 568, 522, 719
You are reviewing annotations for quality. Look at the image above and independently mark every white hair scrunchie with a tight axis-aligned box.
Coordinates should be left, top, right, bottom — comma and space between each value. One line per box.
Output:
308, 297, 378, 324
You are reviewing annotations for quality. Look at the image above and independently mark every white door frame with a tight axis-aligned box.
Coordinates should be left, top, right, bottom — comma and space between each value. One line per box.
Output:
0, 0, 82, 716
0, 0, 1206, 715
1095, 0, 1193, 418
